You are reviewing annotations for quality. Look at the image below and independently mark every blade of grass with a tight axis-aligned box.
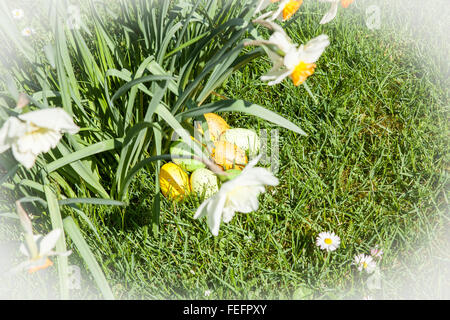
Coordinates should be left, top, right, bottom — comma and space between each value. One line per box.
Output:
43, 178, 69, 300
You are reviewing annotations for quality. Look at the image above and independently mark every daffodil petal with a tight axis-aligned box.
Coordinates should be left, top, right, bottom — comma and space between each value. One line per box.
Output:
38, 229, 62, 256
222, 207, 236, 223
11, 144, 37, 169
206, 193, 227, 236
18, 108, 79, 134
193, 197, 212, 219
320, 1, 339, 24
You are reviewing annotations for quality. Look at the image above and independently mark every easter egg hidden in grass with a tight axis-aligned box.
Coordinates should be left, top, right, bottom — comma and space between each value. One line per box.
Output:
159, 162, 191, 201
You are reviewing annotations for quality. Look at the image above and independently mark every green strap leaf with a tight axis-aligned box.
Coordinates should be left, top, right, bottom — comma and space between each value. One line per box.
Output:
46, 138, 122, 173
58, 198, 126, 207
63, 216, 115, 300
44, 181, 69, 299
176, 99, 307, 136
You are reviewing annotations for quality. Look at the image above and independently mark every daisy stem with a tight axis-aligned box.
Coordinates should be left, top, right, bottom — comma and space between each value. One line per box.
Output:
320, 252, 331, 274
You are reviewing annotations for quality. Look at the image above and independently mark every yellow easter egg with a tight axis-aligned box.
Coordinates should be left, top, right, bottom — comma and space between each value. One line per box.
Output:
159, 162, 191, 201
202, 113, 230, 141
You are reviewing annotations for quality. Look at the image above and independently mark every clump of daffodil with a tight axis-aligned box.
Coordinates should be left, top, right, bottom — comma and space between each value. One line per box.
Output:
17, 229, 72, 274
319, 0, 355, 24
0, 108, 80, 169
193, 155, 278, 236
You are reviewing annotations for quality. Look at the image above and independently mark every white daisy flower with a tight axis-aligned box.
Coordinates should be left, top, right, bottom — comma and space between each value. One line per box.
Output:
315, 231, 341, 251
21, 27, 35, 37
193, 155, 279, 236
204, 290, 211, 297
0, 108, 80, 169
261, 34, 330, 86
12, 9, 25, 20
12, 228, 72, 274
318, 0, 355, 25
353, 253, 377, 274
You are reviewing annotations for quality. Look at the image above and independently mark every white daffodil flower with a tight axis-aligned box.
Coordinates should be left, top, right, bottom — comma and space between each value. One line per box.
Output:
271, 0, 303, 21
261, 34, 330, 86
319, 0, 355, 24
13, 228, 72, 274
193, 156, 279, 236
12, 9, 25, 20
255, 0, 303, 21
0, 108, 80, 169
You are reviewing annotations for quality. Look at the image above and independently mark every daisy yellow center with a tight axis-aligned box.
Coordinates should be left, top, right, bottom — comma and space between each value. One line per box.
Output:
341, 0, 355, 8
283, 0, 303, 20
291, 61, 316, 86
362, 262, 368, 269
324, 238, 333, 245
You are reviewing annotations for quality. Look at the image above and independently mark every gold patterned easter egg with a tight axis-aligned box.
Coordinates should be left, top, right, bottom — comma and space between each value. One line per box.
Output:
201, 113, 230, 141
211, 140, 248, 170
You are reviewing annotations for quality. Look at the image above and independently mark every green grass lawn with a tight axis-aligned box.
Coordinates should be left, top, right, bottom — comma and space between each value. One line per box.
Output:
0, 0, 448, 300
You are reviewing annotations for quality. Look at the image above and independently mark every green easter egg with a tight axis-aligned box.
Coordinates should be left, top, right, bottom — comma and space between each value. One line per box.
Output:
218, 169, 242, 183
170, 140, 206, 172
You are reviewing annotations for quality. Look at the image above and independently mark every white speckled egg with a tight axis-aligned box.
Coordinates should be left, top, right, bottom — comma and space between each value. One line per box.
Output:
190, 168, 219, 199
